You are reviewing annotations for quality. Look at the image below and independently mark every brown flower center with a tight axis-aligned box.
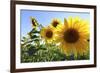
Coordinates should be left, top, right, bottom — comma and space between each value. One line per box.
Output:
52, 21, 59, 27
64, 28, 79, 43
46, 30, 53, 38
32, 19, 36, 26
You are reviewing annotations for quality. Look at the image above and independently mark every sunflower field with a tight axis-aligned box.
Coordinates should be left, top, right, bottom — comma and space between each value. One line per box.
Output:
21, 17, 90, 63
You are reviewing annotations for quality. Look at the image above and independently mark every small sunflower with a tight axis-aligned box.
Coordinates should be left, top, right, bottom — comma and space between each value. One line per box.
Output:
56, 17, 90, 56
31, 17, 38, 29
40, 26, 56, 43
50, 18, 61, 28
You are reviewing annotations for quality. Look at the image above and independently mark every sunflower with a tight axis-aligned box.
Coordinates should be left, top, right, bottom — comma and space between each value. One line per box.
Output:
31, 17, 38, 29
50, 18, 61, 28
40, 26, 56, 43
56, 17, 90, 56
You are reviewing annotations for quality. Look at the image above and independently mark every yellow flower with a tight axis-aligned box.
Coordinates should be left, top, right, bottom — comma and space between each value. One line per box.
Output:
40, 26, 56, 43
31, 17, 38, 29
50, 18, 61, 28
56, 17, 90, 56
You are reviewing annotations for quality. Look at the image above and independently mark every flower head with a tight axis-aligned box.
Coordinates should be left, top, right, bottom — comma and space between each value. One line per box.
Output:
31, 17, 38, 29
56, 17, 90, 56
40, 26, 56, 43
50, 18, 62, 28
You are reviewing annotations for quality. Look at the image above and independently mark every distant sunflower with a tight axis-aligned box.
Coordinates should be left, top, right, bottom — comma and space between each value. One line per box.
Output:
56, 17, 90, 56
31, 17, 38, 29
50, 18, 61, 28
40, 26, 56, 43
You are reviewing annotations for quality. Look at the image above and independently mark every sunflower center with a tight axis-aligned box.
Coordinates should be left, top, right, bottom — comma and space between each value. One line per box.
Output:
52, 21, 59, 27
46, 30, 53, 38
64, 28, 79, 43
32, 19, 36, 26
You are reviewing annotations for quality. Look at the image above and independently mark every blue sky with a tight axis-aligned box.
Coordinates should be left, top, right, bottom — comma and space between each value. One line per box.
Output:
20, 10, 90, 37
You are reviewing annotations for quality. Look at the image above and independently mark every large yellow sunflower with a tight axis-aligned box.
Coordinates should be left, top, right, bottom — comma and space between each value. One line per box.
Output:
56, 17, 90, 56
40, 26, 56, 43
